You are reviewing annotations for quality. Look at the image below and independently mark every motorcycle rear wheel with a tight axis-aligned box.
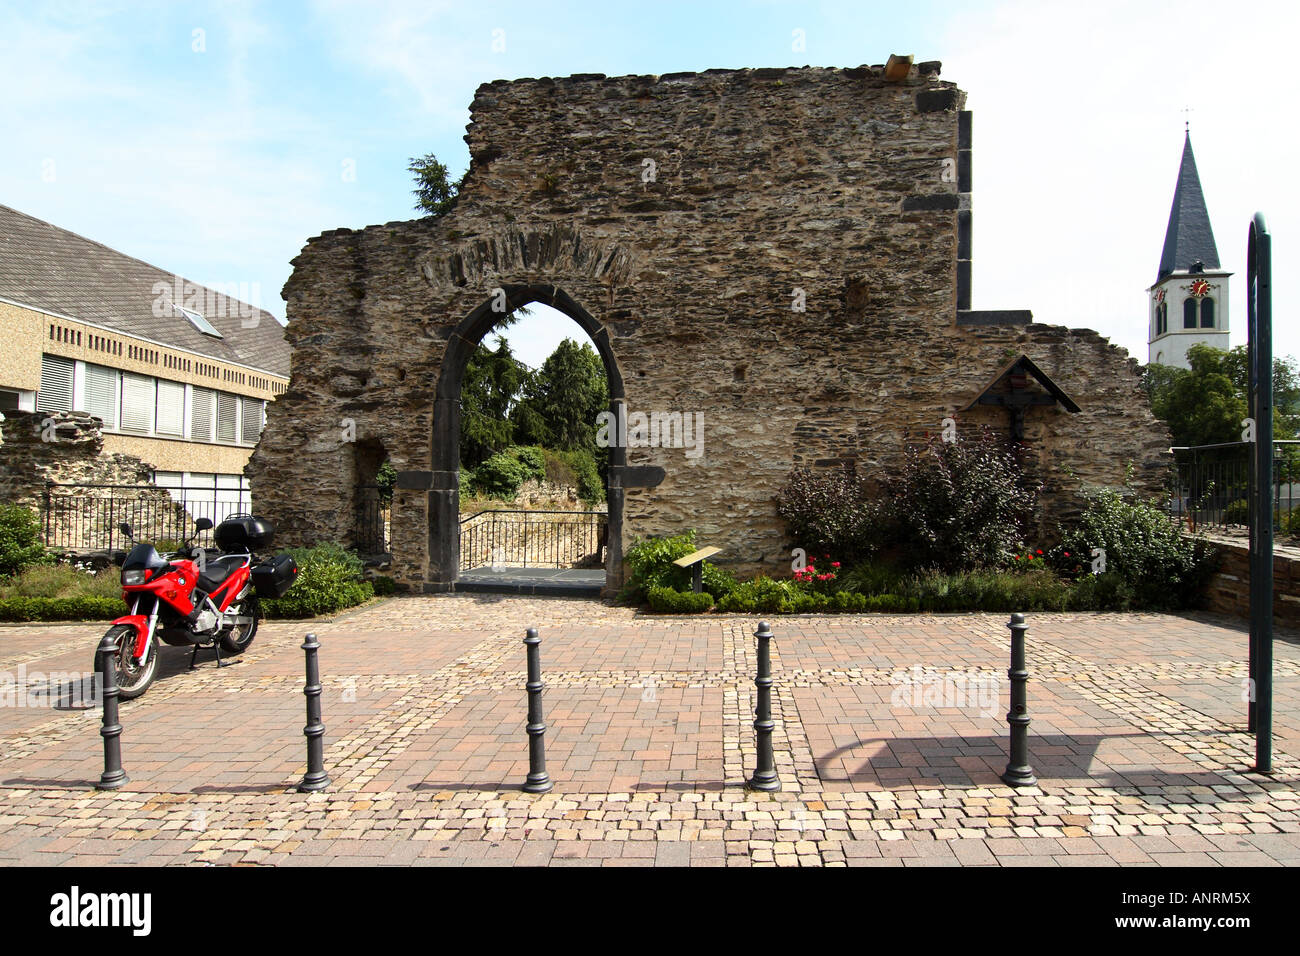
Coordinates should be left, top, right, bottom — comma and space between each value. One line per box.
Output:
219, 596, 260, 655
96, 624, 159, 700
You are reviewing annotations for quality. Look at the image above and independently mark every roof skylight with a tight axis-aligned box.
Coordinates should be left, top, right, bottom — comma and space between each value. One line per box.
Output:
175, 304, 223, 338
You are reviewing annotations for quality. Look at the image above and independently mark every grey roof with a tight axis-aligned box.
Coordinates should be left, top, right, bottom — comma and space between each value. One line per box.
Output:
1156, 133, 1220, 281
0, 203, 289, 377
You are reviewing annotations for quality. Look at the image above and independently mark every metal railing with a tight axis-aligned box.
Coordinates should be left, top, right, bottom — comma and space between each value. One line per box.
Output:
40, 482, 252, 552
1169, 440, 1300, 532
355, 484, 392, 554
459, 509, 607, 571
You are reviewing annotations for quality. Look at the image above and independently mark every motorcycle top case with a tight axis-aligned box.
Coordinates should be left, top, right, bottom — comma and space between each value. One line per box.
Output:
215, 514, 275, 551
251, 553, 298, 599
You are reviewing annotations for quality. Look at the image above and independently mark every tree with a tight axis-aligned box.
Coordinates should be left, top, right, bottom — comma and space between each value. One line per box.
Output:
459, 336, 529, 467
1145, 344, 1300, 448
409, 153, 462, 217
510, 339, 608, 453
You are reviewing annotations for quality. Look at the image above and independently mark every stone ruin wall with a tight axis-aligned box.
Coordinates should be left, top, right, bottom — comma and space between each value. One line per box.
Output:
250, 63, 1171, 589
0, 410, 185, 551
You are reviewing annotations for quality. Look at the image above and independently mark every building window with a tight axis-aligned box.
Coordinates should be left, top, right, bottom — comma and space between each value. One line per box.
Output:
83, 362, 119, 429
1200, 297, 1215, 329
155, 380, 185, 436
37, 355, 74, 413
216, 391, 238, 442
120, 373, 156, 433
190, 387, 215, 442
240, 397, 264, 444
1183, 298, 1197, 329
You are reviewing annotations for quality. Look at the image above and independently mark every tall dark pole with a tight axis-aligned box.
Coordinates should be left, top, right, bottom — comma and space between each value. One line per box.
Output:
96, 632, 127, 790
747, 621, 780, 792
298, 632, 330, 792
1001, 612, 1036, 787
1248, 213, 1274, 773
522, 627, 553, 793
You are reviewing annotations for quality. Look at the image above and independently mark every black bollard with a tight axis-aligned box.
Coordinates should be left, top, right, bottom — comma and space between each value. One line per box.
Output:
298, 632, 330, 792
747, 621, 780, 792
96, 632, 128, 790
521, 627, 553, 793
1001, 612, 1037, 787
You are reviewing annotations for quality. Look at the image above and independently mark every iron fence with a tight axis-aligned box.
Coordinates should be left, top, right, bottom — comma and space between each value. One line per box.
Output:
355, 484, 392, 554
459, 509, 607, 571
40, 482, 252, 552
1169, 440, 1300, 532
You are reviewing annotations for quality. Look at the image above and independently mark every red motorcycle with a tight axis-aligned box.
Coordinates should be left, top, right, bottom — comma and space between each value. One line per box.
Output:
101, 514, 298, 699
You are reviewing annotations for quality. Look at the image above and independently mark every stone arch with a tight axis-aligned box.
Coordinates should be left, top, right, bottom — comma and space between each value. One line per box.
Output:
428, 283, 626, 592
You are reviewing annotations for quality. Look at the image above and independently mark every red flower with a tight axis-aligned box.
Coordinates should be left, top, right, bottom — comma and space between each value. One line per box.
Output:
832, 562, 841, 568
1036, 549, 1042, 555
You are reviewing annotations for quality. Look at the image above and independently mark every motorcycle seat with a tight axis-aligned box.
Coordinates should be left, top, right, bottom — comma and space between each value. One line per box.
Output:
197, 555, 248, 593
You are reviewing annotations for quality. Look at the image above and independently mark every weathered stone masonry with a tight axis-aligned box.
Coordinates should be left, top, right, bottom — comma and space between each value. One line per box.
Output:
249, 62, 1171, 592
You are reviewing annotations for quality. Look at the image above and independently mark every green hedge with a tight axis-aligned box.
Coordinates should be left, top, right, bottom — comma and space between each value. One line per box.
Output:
259, 543, 374, 619
620, 530, 733, 603
0, 596, 123, 622
646, 586, 714, 613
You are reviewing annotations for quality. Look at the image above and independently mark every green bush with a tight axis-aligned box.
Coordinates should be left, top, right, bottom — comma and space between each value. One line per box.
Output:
885, 429, 1040, 572
459, 467, 476, 500
646, 586, 714, 613
717, 576, 799, 614
0, 503, 51, 578
472, 450, 531, 499
701, 562, 737, 600
0, 563, 120, 601
260, 542, 374, 618
550, 448, 604, 503
1223, 499, 1250, 526
0, 596, 122, 622
370, 575, 398, 596
1057, 486, 1217, 610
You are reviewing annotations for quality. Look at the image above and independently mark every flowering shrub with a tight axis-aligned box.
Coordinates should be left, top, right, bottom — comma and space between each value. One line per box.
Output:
793, 553, 842, 594
776, 467, 883, 562
1057, 485, 1217, 610
1009, 550, 1047, 571
885, 428, 1040, 572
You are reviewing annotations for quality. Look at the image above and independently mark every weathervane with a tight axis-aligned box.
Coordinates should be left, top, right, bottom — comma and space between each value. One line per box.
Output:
1182, 105, 1194, 132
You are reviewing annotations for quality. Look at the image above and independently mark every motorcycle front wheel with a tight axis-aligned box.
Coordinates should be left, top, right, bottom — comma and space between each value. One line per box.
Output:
219, 596, 260, 655
96, 624, 159, 700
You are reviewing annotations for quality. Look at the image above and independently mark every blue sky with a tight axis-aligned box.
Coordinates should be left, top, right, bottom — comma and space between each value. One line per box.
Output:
1, 0, 1295, 368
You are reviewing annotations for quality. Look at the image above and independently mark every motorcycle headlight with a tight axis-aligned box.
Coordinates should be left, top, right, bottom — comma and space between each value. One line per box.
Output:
121, 569, 148, 586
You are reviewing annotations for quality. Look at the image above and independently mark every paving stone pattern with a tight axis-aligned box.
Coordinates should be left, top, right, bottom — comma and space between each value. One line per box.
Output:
0, 596, 1298, 867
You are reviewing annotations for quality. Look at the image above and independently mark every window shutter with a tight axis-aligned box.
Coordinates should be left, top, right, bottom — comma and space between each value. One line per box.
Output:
190, 387, 214, 441
216, 391, 238, 442
156, 380, 185, 436
83, 363, 119, 428
120, 373, 155, 433
240, 397, 264, 444
37, 355, 74, 413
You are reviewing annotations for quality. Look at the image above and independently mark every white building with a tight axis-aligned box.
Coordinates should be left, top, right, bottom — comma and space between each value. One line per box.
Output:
1147, 132, 1231, 369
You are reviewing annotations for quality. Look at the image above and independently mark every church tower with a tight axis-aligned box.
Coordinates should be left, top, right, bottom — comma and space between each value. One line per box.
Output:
1147, 131, 1231, 368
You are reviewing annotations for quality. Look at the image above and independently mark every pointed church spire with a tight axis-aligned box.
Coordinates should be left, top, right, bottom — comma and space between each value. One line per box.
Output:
1157, 132, 1220, 280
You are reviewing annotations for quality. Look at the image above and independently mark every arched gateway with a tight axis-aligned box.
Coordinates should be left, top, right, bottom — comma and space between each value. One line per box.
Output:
250, 62, 1172, 594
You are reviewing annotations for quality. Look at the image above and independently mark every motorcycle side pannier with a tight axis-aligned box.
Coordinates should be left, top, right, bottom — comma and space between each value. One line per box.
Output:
252, 553, 298, 599
215, 514, 275, 551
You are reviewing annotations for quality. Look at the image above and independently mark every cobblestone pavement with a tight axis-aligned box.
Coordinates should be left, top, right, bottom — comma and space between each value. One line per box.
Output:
1, 596, 1298, 867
